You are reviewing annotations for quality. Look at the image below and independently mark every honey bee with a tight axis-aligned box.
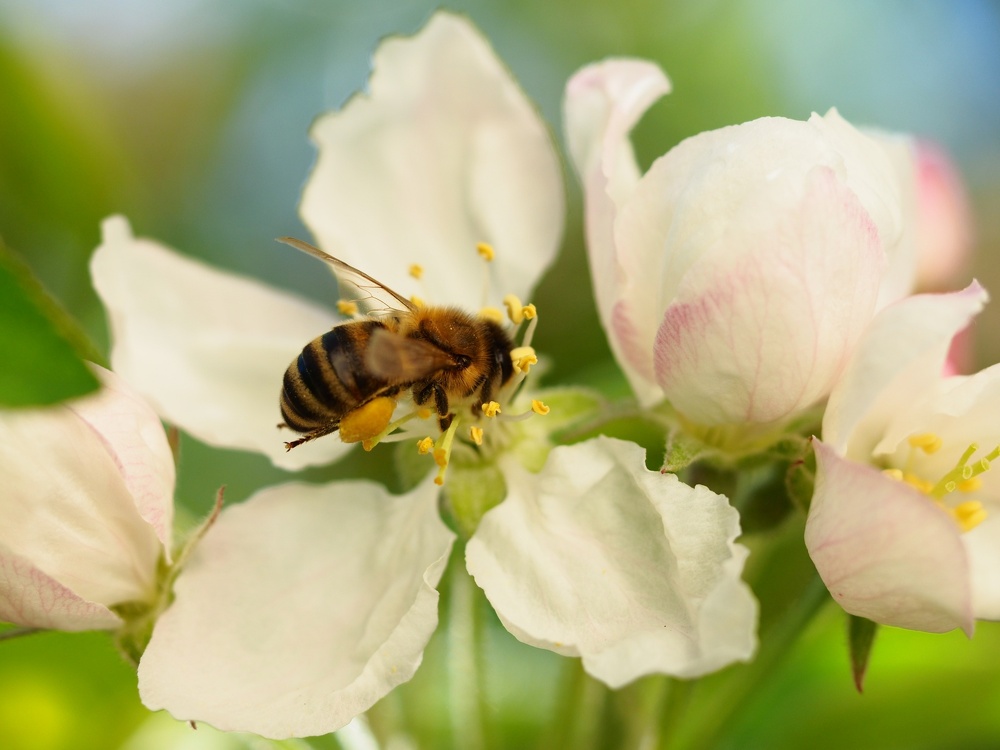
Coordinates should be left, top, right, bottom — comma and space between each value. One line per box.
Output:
278, 237, 515, 450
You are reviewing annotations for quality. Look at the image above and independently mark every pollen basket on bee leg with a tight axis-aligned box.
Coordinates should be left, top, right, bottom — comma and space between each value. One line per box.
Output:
338, 397, 397, 444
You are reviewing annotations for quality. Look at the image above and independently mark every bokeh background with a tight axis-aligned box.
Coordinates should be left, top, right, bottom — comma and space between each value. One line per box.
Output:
2, 1, 999, 748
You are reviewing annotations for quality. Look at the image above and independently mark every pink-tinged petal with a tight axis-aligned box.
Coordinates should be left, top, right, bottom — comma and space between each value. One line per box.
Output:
300, 12, 562, 311
823, 282, 988, 459
0, 403, 162, 609
91, 216, 350, 470
69, 366, 175, 560
653, 166, 882, 425
563, 59, 671, 405
0, 544, 121, 630
805, 441, 973, 634
914, 142, 974, 290
467, 437, 757, 686
138, 478, 455, 738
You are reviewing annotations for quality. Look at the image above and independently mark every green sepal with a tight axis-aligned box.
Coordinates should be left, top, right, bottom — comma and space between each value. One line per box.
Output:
785, 443, 817, 513
848, 614, 879, 693
0, 242, 100, 407
440, 461, 507, 540
662, 428, 710, 473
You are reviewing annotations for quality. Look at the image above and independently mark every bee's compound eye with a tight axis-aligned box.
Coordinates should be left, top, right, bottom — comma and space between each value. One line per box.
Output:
339, 397, 396, 443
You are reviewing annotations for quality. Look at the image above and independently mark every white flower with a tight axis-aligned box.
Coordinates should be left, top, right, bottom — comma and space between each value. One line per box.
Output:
806, 282, 1000, 633
123, 14, 756, 738
564, 59, 911, 431
0, 366, 173, 631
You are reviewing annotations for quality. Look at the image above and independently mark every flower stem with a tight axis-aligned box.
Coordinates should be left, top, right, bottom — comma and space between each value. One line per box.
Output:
653, 677, 698, 750
447, 555, 487, 750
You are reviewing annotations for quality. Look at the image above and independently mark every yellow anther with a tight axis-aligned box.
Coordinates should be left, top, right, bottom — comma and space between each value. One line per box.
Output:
417, 407, 433, 420
908, 433, 943, 454
510, 345, 538, 374
522, 303, 537, 320
954, 501, 988, 532
410, 295, 426, 308
433, 448, 448, 468
504, 294, 525, 325
882, 468, 904, 481
531, 400, 550, 416
477, 242, 495, 261
958, 477, 984, 493
417, 437, 434, 455
482, 401, 501, 418
337, 299, 359, 316
903, 473, 934, 494
470, 426, 484, 446
409, 264, 424, 279
479, 306, 504, 324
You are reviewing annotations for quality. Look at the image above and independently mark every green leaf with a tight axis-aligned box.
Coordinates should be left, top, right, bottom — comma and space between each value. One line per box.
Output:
0, 243, 100, 406
848, 614, 879, 693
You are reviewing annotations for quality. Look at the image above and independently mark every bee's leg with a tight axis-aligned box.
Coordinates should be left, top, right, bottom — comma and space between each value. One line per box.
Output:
472, 379, 496, 417
414, 382, 453, 432
284, 422, 339, 451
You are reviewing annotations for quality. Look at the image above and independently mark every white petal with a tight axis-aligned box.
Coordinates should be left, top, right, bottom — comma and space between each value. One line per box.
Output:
91, 216, 351, 470
138, 478, 455, 738
651, 165, 883, 425
822, 282, 988, 459
69, 366, 175, 559
0, 402, 162, 608
0, 544, 121, 630
805, 441, 973, 634
965, 513, 1000, 620
563, 59, 671, 405
300, 12, 563, 311
466, 437, 757, 686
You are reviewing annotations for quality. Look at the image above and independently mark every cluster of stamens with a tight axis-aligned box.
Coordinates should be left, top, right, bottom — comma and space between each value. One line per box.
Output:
882, 432, 997, 532
355, 242, 550, 486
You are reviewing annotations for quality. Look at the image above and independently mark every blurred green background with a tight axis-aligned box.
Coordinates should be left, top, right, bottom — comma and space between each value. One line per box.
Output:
1, 0, 999, 748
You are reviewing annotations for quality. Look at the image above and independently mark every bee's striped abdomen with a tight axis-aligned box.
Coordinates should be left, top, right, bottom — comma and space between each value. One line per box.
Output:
279, 320, 391, 433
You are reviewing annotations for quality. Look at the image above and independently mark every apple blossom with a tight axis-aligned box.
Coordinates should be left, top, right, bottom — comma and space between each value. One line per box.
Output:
564, 59, 912, 438
806, 281, 1000, 634
115, 14, 758, 738
0, 366, 173, 633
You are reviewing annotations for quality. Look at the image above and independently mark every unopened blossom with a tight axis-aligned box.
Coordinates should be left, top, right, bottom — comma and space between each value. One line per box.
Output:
806, 282, 1000, 634
0, 366, 173, 631
564, 60, 911, 435
102, 14, 757, 738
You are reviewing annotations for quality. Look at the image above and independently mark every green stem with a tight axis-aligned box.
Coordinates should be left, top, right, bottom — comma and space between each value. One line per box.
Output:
654, 678, 698, 750
447, 557, 487, 750
678, 573, 830, 749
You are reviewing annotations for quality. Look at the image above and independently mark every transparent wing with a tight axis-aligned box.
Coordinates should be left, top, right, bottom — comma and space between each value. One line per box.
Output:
366, 328, 456, 384
277, 236, 416, 313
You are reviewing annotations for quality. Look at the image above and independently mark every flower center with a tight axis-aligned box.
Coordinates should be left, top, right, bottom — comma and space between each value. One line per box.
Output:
882, 432, 996, 532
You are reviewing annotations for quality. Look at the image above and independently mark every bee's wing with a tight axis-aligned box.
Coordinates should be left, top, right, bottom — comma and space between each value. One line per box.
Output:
277, 236, 416, 313
366, 328, 457, 384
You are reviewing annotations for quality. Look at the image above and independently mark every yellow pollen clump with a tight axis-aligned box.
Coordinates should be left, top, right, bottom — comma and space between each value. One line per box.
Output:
339, 397, 396, 444
504, 294, 525, 325
410, 295, 426, 308
417, 437, 434, 455
479, 306, 505, 324
482, 401, 501, 418
433, 448, 448, 468
337, 299, 359, 316
409, 264, 424, 280
531, 400, 550, 416
417, 407, 433, 420
477, 242, 495, 261
470, 426, 484, 446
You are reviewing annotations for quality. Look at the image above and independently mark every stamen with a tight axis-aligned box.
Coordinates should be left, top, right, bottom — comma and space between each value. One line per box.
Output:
410, 295, 426, 308
337, 299, 359, 317
908, 433, 943, 454
504, 294, 525, 325
482, 401, 501, 418
882, 468, 904, 481
479, 307, 504, 324
477, 242, 495, 262
957, 477, 983, 493
953, 501, 988, 532
409, 264, 424, 280
523, 304, 537, 320
417, 408, 433, 420
520, 308, 539, 348
531, 400, 550, 416
417, 437, 434, 455
433, 418, 461, 485
470, 426, 484, 446
511, 346, 538, 374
